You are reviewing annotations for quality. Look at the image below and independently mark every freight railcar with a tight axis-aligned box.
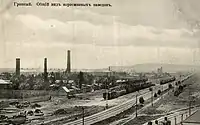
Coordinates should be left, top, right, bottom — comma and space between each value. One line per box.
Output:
159, 76, 176, 85
103, 77, 154, 100
103, 89, 126, 100
124, 80, 153, 94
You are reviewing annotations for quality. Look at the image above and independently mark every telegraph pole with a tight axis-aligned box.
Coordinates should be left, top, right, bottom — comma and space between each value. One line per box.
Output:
161, 85, 164, 100
106, 85, 108, 109
82, 107, 84, 125
151, 87, 153, 107
173, 81, 176, 92
106, 76, 108, 109
188, 85, 191, 116
106, 66, 111, 109
135, 94, 138, 117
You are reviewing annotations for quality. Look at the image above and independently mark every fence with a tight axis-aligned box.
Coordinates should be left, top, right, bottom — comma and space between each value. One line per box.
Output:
143, 107, 198, 125
0, 89, 49, 99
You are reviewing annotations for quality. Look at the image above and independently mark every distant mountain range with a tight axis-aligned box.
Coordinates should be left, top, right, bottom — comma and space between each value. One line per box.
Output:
0, 63, 199, 73
0, 68, 15, 73
110, 63, 199, 73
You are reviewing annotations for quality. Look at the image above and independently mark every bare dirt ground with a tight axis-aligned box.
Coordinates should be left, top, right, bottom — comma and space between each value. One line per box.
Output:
1, 85, 147, 125
25, 87, 143, 124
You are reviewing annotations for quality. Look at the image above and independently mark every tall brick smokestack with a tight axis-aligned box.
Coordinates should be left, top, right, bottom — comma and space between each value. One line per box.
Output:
16, 58, 20, 76
44, 58, 48, 82
66, 50, 71, 73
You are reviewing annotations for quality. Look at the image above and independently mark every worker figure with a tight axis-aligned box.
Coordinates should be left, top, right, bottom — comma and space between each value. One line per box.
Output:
167, 120, 171, 125
49, 96, 51, 101
161, 117, 171, 125
155, 120, 159, 124
147, 121, 152, 125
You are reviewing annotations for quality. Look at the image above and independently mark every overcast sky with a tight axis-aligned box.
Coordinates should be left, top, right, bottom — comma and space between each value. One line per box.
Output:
0, 0, 200, 69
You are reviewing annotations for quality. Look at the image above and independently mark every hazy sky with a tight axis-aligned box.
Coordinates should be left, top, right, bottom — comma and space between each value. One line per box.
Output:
0, 0, 200, 69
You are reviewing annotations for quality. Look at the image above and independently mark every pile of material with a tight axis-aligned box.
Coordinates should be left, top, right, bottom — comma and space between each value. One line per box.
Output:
34, 109, 44, 116
53, 109, 68, 115
9, 101, 31, 109
31, 103, 41, 108
0, 114, 27, 125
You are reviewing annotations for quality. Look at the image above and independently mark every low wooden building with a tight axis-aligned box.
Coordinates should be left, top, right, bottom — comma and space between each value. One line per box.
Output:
0, 79, 11, 89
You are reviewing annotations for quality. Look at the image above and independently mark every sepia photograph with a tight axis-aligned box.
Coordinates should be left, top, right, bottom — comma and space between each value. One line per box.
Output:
0, 0, 200, 124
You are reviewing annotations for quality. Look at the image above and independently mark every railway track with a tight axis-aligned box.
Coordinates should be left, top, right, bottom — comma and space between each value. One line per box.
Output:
63, 84, 169, 125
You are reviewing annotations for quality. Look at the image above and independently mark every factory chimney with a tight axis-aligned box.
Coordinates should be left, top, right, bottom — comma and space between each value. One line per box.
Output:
44, 58, 48, 82
16, 58, 20, 76
66, 50, 71, 73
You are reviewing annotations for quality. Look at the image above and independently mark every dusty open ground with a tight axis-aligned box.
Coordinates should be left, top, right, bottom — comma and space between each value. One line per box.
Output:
1, 84, 144, 125
24, 87, 144, 124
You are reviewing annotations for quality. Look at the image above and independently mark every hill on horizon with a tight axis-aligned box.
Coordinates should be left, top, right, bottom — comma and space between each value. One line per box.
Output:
110, 63, 199, 73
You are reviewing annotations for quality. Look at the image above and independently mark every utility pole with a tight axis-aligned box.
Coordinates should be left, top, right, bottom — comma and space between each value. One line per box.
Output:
105, 78, 108, 109
174, 116, 177, 125
161, 85, 164, 100
151, 87, 153, 107
135, 94, 138, 117
82, 107, 84, 125
106, 89, 108, 109
188, 85, 191, 116
173, 81, 176, 92
106, 66, 111, 109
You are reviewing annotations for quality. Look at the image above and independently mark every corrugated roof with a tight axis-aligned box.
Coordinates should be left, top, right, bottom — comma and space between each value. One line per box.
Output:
62, 86, 70, 93
71, 86, 80, 90
0, 79, 10, 84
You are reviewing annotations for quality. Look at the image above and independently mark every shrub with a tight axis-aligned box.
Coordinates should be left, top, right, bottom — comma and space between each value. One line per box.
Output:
157, 90, 162, 95
168, 84, 172, 89
139, 97, 145, 104
154, 93, 157, 97
148, 121, 152, 125
178, 85, 183, 91
149, 87, 153, 91
174, 90, 180, 96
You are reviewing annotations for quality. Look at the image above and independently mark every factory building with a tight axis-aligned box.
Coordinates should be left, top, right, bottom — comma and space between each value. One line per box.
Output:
157, 67, 163, 75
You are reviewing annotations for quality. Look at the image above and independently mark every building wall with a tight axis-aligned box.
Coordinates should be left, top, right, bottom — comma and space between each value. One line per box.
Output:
0, 84, 9, 89
0, 100, 9, 108
0, 89, 49, 99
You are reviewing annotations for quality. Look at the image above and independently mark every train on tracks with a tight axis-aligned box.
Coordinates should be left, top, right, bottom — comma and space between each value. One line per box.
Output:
103, 77, 154, 100
159, 76, 176, 85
